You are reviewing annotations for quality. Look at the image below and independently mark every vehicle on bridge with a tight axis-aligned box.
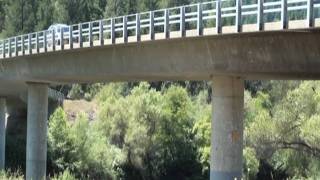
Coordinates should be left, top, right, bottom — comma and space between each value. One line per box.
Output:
47, 24, 70, 47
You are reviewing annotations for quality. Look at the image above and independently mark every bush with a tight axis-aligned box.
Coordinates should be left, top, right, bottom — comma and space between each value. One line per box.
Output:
51, 169, 76, 180
0, 170, 24, 180
243, 147, 260, 180
48, 108, 124, 179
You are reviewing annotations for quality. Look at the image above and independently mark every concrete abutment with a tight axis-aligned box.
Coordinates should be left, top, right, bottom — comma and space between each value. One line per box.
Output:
210, 76, 244, 180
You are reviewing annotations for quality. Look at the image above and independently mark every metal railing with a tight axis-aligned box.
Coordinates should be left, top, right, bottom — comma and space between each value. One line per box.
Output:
0, 0, 319, 59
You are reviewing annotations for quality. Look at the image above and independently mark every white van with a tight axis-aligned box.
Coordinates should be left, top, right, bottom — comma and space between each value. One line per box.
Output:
47, 24, 69, 46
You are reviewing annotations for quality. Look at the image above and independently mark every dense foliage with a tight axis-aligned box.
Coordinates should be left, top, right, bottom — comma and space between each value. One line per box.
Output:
48, 83, 205, 179
48, 81, 320, 179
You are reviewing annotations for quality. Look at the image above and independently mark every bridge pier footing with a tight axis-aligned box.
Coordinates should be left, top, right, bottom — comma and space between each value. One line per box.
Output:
210, 76, 244, 180
26, 83, 48, 180
0, 98, 6, 170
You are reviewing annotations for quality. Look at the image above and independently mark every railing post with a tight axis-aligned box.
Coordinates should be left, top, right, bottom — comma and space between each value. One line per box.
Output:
43, 31, 47, 52
69, 26, 73, 49
99, 20, 104, 45
123, 16, 128, 43
15, 37, 18, 56
307, 0, 314, 27
28, 34, 32, 54
79, 24, 83, 48
236, 0, 242, 32
1, 40, 4, 59
52, 30, 55, 51
257, 0, 264, 30
150, 11, 155, 40
4, 40, 7, 58
197, 3, 203, 36
180, 6, 186, 37
216, 0, 222, 33
165, 9, 170, 38
281, 0, 288, 29
21, 36, 25, 55
36, 33, 40, 53
111, 18, 115, 44
89, 22, 93, 47
136, 13, 141, 42
60, 28, 64, 50
8, 38, 12, 58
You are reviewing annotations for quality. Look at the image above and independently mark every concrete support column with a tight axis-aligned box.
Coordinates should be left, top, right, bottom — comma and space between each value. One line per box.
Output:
211, 76, 244, 180
26, 83, 48, 180
0, 98, 6, 170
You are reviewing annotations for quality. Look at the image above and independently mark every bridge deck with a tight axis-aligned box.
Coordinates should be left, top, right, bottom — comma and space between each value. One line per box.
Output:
1, 0, 320, 59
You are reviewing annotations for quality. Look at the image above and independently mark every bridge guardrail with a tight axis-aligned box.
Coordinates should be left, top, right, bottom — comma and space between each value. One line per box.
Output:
0, 0, 320, 59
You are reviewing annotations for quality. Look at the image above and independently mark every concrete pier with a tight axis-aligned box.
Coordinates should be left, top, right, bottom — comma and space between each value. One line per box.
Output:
211, 76, 244, 180
26, 83, 48, 180
0, 98, 6, 170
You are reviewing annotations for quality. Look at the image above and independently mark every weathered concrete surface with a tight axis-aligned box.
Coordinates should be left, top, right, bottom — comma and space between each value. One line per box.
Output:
0, 80, 27, 98
0, 98, 6, 170
211, 76, 244, 180
26, 83, 48, 180
0, 30, 320, 86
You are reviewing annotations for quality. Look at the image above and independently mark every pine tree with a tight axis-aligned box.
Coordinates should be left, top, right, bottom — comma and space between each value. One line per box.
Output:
139, 0, 159, 11
53, 0, 105, 24
104, 0, 128, 18
160, 0, 191, 8
0, 0, 5, 34
36, 0, 54, 30
3, 0, 38, 36
127, 0, 139, 14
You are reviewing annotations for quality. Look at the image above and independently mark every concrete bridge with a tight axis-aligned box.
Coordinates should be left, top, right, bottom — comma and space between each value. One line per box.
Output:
1, 0, 320, 179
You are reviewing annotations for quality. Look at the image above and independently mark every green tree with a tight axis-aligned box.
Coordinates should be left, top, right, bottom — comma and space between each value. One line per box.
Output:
243, 147, 260, 180
96, 83, 203, 180
159, 0, 191, 8
48, 108, 79, 174
104, 0, 129, 17
246, 81, 320, 179
139, 0, 159, 11
3, 0, 38, 36
0, 0, 5, 34
36, 0, 55, 30
192, 91, 211, 176
48, 108, 124, 179
53, 0, 105, 24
